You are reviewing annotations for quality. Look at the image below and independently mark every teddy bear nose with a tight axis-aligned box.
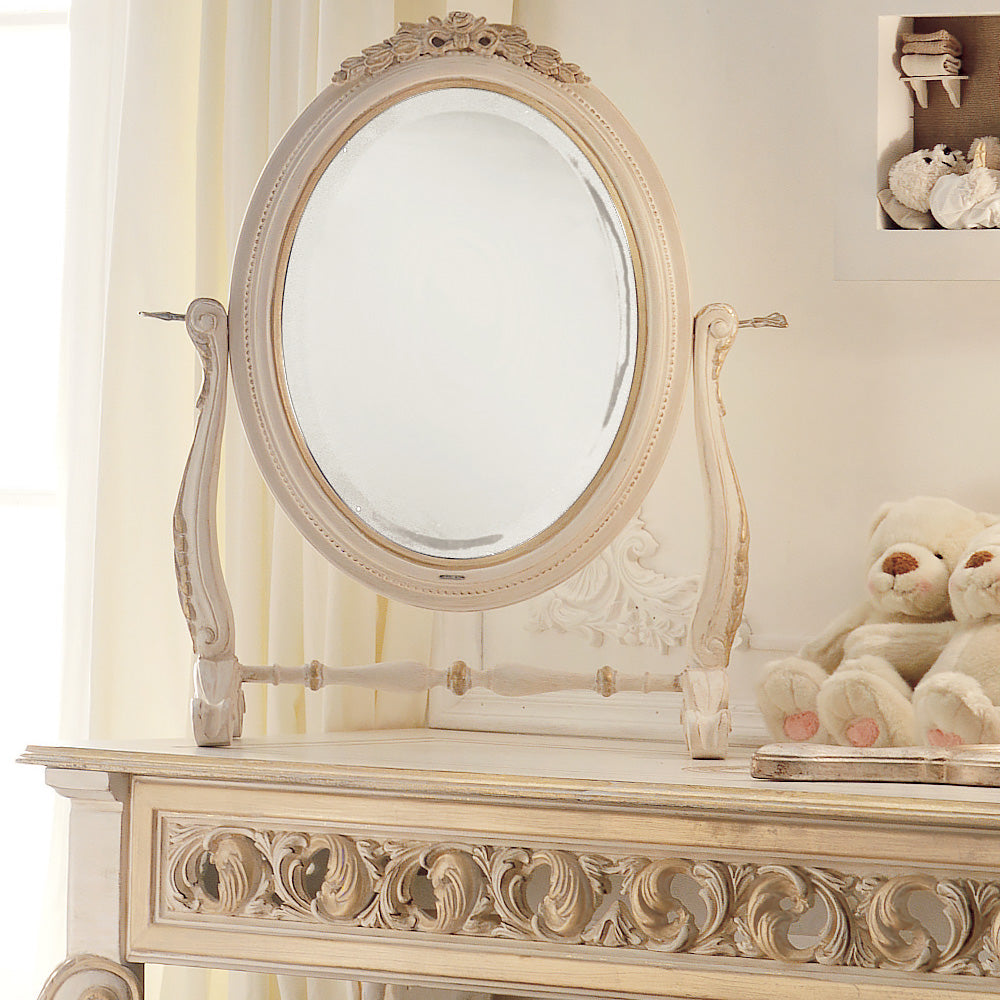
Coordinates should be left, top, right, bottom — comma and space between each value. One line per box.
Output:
965, 550, 994, 569
882, 552, 919, 576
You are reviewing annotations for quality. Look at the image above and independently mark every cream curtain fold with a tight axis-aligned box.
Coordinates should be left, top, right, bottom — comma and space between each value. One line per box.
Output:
59, 1, 517, 998
203, 0, 434, 747
65, 0, 460, 747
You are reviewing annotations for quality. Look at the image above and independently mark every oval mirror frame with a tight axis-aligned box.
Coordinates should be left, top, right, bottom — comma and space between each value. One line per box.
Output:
229, 16, 691, 611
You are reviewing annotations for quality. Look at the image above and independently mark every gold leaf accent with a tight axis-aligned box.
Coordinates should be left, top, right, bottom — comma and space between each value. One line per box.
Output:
158, 817, 1000, 978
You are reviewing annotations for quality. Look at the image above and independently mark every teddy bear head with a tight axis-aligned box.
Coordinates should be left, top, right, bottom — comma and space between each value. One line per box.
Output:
864, 496, 995, 619
889, 144, 967, 212
948, 521, 1000, 621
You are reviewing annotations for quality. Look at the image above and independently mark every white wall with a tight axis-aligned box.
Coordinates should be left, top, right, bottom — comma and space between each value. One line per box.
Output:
503, 0, 1000, 710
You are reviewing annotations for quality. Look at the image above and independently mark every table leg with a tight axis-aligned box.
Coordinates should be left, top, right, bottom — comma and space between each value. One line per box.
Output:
38, 769, 143, 1000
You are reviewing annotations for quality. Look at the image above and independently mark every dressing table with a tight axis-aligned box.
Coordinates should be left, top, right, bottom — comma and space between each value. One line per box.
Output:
27, 13, 1000, 1000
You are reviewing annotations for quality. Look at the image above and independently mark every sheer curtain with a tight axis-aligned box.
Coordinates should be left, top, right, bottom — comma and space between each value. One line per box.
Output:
60, 0, 505, 997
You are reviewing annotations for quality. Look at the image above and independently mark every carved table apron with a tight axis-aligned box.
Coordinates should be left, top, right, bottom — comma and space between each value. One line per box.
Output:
24, 729, 1000, 1000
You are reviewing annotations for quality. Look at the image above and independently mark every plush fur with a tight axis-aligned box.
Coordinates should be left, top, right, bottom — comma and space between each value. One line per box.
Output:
969, 136, 1000, 170
888, 144, 966, 212
913, 523, 1000, 746
757, 497, 996, 747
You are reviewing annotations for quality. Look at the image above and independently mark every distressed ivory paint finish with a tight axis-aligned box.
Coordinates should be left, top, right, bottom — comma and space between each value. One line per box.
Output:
21, 731, 1000, 1000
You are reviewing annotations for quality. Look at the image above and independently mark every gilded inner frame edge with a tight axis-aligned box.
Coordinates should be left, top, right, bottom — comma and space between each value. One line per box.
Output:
267, 76, 651, 574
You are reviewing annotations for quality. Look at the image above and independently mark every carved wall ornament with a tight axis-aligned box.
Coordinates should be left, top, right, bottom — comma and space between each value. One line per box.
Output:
527, 513, 700, 654
160, 816, 1000, 978
332, 12, 589, 86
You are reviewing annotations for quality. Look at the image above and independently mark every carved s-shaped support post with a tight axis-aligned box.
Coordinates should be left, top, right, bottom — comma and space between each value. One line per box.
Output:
683, 303, 748, 759
172, 298, 241, 747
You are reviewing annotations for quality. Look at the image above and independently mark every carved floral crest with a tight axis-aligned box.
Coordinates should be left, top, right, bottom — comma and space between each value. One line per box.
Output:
333, 12, 589, 86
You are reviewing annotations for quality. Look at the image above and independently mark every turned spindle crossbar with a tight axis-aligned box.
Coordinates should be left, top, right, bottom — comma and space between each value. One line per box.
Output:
155, 301, 784, 754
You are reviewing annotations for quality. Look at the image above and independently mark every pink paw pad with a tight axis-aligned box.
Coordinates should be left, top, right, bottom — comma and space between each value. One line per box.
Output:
846, 718, 880, 747
783, 711, 820, 741
928, 728, 964, 748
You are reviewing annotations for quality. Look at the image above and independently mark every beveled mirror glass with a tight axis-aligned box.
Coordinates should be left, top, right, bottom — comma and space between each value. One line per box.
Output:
229, 15, 691, 609
281, 87, 637, 561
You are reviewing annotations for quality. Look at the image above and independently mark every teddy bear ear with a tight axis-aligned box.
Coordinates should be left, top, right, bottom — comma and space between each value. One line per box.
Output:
868, 502, 895, 538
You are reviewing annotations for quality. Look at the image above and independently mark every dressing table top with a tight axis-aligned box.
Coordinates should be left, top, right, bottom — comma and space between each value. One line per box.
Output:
29, 731, 1000, 999
22, 728, 1000, 816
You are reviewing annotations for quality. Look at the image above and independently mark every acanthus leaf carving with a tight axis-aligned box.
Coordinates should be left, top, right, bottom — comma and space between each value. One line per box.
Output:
627, 858, 709, 951
528, 849, 608, 941
376, 842, 489, 935
864, 874, 941, 971
980, 902, 1000, 975
528, 513, 700, 654
422, 848, 492, 934
157, 816, 1000, 980
861, 874, 980, 973
744, 866, 820, 964
488, 846, 535, 938
272, 832, 378, 922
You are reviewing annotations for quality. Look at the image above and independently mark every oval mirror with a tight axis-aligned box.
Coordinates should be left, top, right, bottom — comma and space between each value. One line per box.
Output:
281, 88, 636, 561
231, 24, 690, 609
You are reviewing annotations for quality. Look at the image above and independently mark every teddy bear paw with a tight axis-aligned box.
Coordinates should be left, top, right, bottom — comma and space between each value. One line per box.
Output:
914, 672, 1000, 747
949, 535, 1000, 619
756, 657, 831, 743
817, 669, 915, 747
845, 717, 881, 747
784, 710, 821, 741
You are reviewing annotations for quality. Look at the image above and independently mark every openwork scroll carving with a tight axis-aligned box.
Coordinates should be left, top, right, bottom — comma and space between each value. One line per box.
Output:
528, 514, 700, 653
333, 12, 589, 86
160, 817, 1000, 978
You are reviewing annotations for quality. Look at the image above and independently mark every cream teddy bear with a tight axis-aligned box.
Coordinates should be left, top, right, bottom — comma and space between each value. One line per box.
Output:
757, 497, 995, 747
888, 143, 967, 213
912, 522, 1000, 746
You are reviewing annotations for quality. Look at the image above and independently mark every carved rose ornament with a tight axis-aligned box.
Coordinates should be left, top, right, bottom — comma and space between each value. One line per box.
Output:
332, 12, 589, 86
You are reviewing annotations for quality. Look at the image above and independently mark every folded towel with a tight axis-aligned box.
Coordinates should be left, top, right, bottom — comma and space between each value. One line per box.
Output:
902, 29, 962, 48
902, 39, 962, 57
901, 53, 961, 76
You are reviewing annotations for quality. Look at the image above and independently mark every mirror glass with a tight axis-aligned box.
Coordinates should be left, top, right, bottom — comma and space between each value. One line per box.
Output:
280, 87, 637, 561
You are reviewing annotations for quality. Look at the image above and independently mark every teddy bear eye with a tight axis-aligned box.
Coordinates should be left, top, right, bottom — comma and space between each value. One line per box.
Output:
934, 552, 944, 559
923, 156, 932, 164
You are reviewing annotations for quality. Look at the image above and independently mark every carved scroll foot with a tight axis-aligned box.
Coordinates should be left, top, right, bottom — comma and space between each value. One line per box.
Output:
38, 954, 142, 1000
680, 667, 730, 759
192, 656, 244, 747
